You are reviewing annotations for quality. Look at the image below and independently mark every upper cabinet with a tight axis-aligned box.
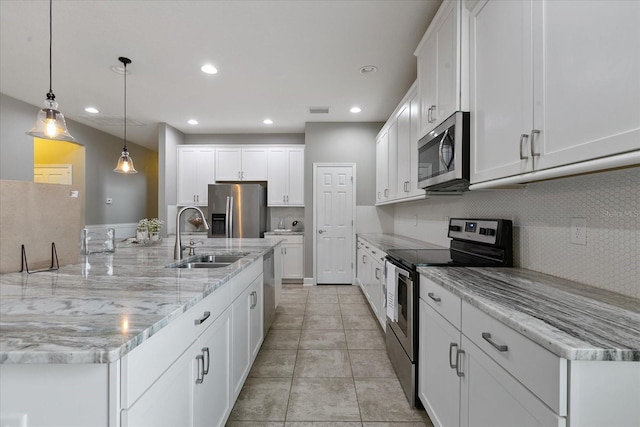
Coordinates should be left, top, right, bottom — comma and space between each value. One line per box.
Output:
215, 146, 268, 181
415, 0, 468, 139
267, 146, 304, 206
376, 83, 426, 206
177, 146, 215, 206
469, 0, 640, 185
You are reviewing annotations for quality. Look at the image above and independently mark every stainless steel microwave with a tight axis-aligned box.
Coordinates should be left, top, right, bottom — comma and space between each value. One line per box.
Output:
417, 111, 470, 191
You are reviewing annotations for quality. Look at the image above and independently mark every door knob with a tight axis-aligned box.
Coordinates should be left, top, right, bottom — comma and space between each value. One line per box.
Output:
318, 229, 326, 234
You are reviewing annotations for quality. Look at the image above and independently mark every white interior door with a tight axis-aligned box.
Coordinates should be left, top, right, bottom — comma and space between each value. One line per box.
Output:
314, 164, 355, 284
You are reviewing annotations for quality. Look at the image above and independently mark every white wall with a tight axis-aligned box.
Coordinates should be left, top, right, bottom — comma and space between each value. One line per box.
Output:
392, 167, 640, 299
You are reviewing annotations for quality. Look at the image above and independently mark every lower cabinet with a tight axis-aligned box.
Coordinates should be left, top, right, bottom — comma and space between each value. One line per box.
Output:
280, 235, 304, 280
356, 238, 387, 330
418, 274, 640, 427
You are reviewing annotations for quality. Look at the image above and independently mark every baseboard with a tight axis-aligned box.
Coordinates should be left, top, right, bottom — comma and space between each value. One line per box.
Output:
303, 277, 315, 287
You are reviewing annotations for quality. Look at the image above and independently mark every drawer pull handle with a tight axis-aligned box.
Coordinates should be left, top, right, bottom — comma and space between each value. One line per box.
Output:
194, 311, 211, 325
456, 349, 465, 377
482, 332, 508, 352
449, 342, 458, 369
202, 347, 210, 375
195, 354, 205, 384
428, 292, 441, 303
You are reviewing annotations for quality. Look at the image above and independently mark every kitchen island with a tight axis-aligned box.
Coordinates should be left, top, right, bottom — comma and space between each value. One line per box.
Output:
0, 238, 281, 427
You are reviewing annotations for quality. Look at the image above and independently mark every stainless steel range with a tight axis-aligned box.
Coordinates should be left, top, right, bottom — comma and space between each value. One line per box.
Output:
385, 218, 513, 407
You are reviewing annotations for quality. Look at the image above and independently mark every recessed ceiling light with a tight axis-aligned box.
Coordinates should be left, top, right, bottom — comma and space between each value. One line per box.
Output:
201, 64, 218, 75
187, 119, 198, 125
84, 107, 99, 114
263, 119, 273, 125
350, 106, 362, 114
359, 65, 378, 74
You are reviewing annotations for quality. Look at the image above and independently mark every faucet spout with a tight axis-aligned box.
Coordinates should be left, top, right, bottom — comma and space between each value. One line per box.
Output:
174, 206, 210, 260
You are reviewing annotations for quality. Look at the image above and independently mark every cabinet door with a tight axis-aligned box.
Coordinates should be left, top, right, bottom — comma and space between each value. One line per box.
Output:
195, 148, 215, 205
231, 285, 252, 399
249, 276, 264, 361
177, 147, 200, 205
396, 103, 411, 196
408, 94, 425, 198
419, 300, 461, 427
376, 132, 389, 203
387, 121, 399, 200
460, 336, 565, 427
286, 148, 305, 206
216, 147, 242, 181
417, 32, 437, 138
282, 243, 304, 280
193, 307, 232, 427
435, 0, 459, 124
534, 0, 640, 171
241, 147, 268, 181
469, 0, 534, 184
267, 147, 287, 206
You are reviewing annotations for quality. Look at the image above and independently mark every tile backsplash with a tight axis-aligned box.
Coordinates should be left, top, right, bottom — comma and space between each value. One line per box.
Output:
392, 167, 639, 299
269, 207, 304, 231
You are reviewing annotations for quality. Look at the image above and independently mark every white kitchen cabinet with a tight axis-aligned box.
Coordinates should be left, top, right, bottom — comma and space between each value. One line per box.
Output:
279, 234, 304, 280
469, 0, 640, 185
177, 145, 216, 206
231, 273, 263, 399
376, 83, 425, 206
356, 238, 386, 330
267, 146, 304, 206
215, 146, 268, 181
415, 0, 467, 138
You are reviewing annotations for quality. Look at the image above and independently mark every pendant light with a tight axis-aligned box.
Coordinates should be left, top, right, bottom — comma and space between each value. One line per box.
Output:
27, 0, 76, 142
113, 56, 138, 174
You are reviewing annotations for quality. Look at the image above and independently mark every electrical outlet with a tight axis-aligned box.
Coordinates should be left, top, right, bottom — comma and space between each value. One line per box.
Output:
106, 198, 113, 205
570, 218, 587, 245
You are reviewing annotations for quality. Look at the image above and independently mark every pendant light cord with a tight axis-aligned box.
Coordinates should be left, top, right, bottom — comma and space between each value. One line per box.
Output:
123, 61, 127, 151
47, 0, 54, 101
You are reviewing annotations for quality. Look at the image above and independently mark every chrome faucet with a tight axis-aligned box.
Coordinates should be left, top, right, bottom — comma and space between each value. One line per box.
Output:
174, 206, 210, 260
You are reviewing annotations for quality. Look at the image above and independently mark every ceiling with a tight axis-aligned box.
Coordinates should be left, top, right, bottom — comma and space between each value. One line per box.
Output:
0, 0, 441, 150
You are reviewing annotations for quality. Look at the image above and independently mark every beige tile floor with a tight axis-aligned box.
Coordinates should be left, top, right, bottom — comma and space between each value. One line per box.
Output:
226, 284, 434, 427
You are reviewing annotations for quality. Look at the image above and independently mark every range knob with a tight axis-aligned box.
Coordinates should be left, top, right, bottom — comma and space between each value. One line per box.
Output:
487, 228, 496, 236
479, 228, 487, 235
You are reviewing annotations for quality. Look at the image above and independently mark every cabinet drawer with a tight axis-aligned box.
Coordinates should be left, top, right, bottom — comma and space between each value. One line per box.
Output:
280, 234, 303, 245
420, 276, 461, 330
462, 300, 567, 415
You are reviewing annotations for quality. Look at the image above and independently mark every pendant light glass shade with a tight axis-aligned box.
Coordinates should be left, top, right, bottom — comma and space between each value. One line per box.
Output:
113, 56, 137, 174
114, 150, 137, 174
26, 0, 76, 142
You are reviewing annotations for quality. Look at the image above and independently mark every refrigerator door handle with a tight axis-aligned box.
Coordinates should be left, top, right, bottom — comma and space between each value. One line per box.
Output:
226, 196, 234, 238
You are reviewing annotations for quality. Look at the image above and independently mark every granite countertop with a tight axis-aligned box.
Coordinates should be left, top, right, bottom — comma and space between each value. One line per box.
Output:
0, 238, 278, 365
358, 233, 446, 252
418, 267, 640, 362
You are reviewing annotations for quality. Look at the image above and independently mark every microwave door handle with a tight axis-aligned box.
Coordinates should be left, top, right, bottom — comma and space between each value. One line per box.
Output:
439, 129, 452, 170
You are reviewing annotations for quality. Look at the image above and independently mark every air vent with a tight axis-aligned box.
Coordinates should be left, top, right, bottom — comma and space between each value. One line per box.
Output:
81, 116, 146, 126
309, 107, 329, 114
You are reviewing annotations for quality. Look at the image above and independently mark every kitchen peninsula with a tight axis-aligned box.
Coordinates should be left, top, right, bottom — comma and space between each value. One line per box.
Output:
0, 238, 281, 427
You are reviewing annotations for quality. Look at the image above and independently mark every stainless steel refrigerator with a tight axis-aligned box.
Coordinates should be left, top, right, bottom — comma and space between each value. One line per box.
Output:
207, 183, 266, 238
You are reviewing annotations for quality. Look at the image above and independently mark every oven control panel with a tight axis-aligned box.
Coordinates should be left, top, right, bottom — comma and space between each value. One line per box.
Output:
448, 219, 502, 245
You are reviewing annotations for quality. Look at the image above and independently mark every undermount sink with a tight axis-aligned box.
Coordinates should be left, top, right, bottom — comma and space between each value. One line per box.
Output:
168, 252, 250, 269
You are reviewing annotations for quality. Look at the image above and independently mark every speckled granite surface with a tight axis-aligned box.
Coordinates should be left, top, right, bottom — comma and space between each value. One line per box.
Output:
357, 233, 446, 252
0, 238, 279, 364
418, 267, 640, 361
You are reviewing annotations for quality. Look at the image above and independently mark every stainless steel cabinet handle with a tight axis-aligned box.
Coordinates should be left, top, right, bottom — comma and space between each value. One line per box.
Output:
202, 347, 210, 375
482, 332, 508, 352
384, 188, 389, 197
371, 250, 376, 254
194, 311, 211, 325
530, 129, 540, 157
375, 268, 381, 280
377, 191, 381, 200
519, 134, 529, 160
250, 291, 257, 309
428, 105, 436, 123
449, 342, 458, 369
455, 349, 465, 377
362, 255, 366, 264
195, 354, 205, 384
428, 292, 441, 303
